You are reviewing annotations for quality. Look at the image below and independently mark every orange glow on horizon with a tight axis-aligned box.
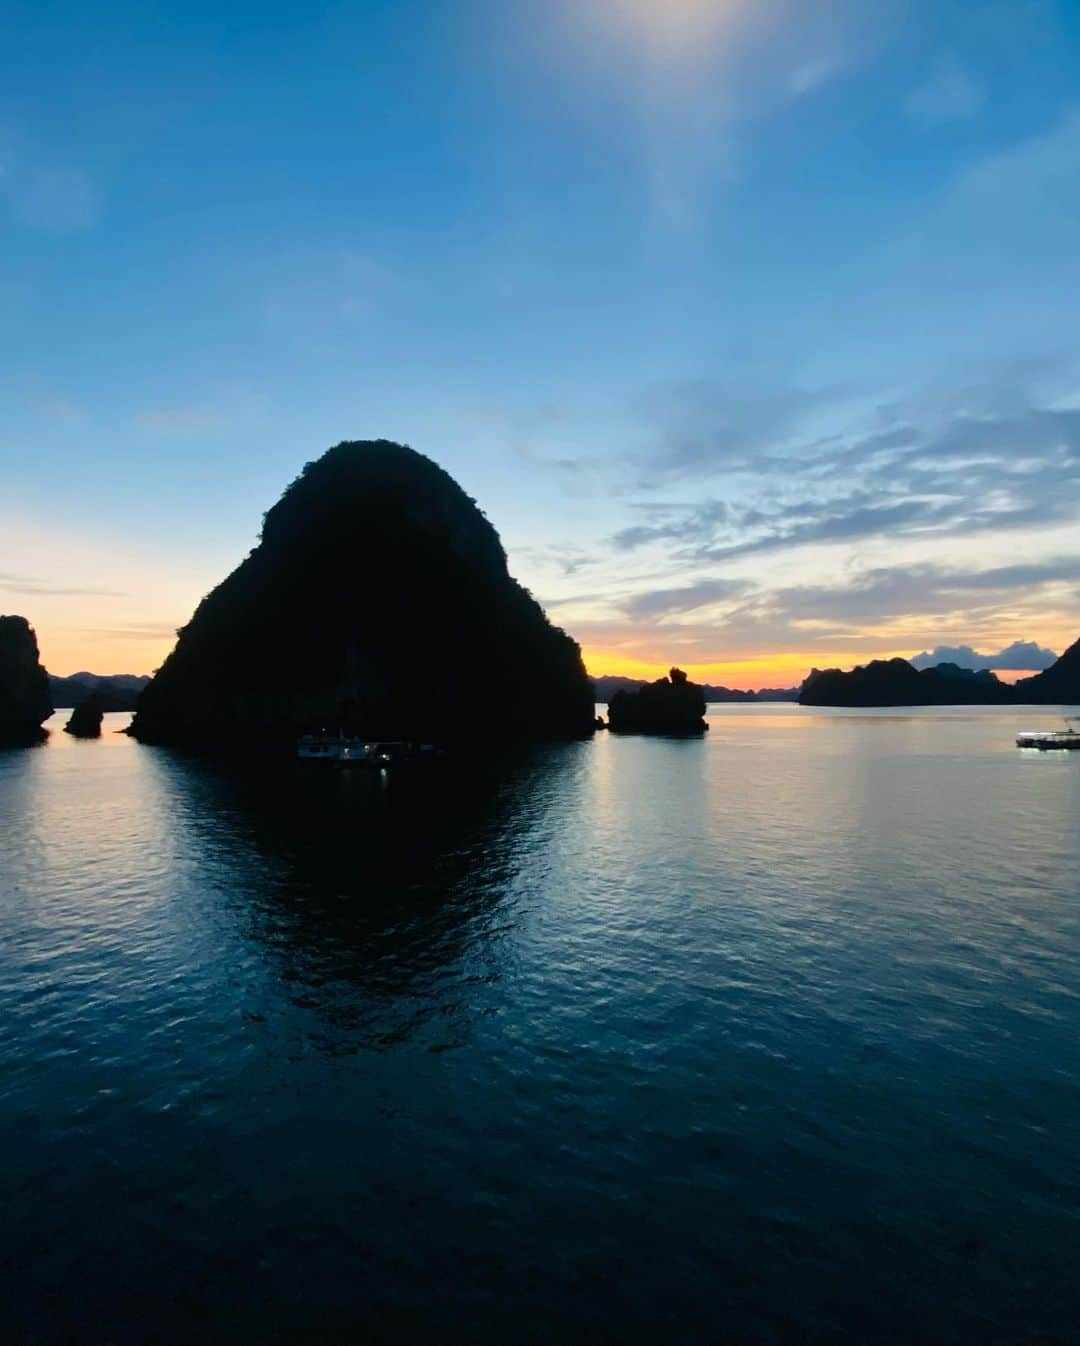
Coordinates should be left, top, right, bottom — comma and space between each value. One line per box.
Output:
582, 651, 1057, 692
582, 648, 819, 691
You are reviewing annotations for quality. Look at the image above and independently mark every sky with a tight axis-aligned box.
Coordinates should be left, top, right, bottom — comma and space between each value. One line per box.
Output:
2, 0, 1080, 687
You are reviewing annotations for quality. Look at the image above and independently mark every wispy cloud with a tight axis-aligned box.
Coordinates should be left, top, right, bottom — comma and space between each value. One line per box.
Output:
0, 133, 102, 233
906, 61, 984, 128
0, 572, 126, 598
568, 554, 1080, 673
89, 622, 180, 641
134, 405, 225, 436
546, 350, 1080, 676
28, 395, 88, 425
606, 383, 1080, 569
623, 576, 749, 621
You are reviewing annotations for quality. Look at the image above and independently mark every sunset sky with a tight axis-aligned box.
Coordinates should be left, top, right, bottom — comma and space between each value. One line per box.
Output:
3, 0, 1080, 687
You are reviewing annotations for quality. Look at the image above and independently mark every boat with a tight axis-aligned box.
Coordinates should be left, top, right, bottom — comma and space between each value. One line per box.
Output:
297, 733, 439, 765
1016, 716, 1080, 750
297, 732, 374, 763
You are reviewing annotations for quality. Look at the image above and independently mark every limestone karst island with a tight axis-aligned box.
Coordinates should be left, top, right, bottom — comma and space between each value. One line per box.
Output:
130, 440, 597, 747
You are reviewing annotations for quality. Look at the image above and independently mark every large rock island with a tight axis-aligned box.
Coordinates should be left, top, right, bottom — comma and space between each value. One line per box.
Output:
130, 440, 595, 748
0, 616, 53, 744
799, 659, 1015, 707
607, 668, 708, 734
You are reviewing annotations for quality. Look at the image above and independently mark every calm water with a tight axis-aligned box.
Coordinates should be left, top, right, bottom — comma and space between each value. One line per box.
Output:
2, 706, 1079, 1344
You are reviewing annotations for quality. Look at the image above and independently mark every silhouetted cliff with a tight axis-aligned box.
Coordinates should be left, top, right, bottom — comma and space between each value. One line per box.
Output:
1012, 636, 1080, 704
0, 616, 52, 743
607, 668, 708, 734
130, 440, 595, 747
802, 658, 1021, 706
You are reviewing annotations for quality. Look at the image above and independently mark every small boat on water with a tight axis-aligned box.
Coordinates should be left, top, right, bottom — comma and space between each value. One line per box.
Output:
1016, 716, 1080, 750
297, 733, 438, 765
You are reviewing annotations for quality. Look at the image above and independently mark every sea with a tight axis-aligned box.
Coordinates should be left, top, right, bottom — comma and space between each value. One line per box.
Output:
1, 704, 1078, 1344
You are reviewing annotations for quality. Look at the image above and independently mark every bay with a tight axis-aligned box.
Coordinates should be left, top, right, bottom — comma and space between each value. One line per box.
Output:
1, 705, 1078, 1343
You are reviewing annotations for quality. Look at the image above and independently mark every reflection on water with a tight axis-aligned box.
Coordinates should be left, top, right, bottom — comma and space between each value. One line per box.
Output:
1, 707, 1079, 1344
145, 741, 583, 1047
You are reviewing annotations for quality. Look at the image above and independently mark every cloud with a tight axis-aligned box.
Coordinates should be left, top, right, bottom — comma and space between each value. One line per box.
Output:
565, 545, 1080, 660
28, 396, 88, 426
905, 62, 984, 128
910, 641, 1058, 672
0, 572, 125, 598
612, 499, 729, 551
608, 387, 1080, 569
90, 622, 180, 641
5, 167, 102, 233
135, 405, 225, 436
626, 377, 841, 486
622, 577, 749, 621
0, 130, 102, 232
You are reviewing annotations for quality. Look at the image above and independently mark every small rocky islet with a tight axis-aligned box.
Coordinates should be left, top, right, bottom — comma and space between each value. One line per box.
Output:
606, 668, 709, 735
64, 695, 105, 738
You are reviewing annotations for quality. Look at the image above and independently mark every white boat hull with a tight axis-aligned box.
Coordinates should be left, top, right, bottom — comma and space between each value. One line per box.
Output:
1016, 731, 1080, 750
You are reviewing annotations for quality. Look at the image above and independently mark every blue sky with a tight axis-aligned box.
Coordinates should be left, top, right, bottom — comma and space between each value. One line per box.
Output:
2, 0, 1079, 682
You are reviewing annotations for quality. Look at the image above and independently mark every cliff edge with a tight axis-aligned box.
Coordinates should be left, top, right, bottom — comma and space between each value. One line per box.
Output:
0, 616, 53, 743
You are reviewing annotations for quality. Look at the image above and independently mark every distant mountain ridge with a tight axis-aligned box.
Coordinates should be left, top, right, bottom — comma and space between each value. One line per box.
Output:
48, 672, 150, 710
592, 675, 798, 703
801, 640, 1080, 706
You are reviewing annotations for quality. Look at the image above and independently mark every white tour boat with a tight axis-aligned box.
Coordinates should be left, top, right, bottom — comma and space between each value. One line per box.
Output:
1016, 716, 1080, 750
297, 733, 381, 765
297, 734, 435, 765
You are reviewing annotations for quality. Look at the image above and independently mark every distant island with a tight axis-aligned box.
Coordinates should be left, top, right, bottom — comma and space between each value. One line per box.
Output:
800, 640, 1080, 706
130, 440, 596, 748
593, 675, 798, 703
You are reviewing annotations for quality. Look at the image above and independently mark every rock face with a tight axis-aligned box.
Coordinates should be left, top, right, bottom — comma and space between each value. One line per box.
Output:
607, 668, 708, 734
799, 658, 1014, 707
64, 695, 105, 738
130, 440, 595, 747
0, 616, 53, 743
